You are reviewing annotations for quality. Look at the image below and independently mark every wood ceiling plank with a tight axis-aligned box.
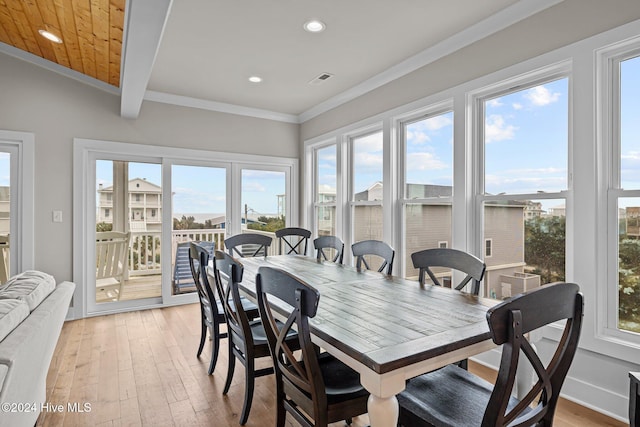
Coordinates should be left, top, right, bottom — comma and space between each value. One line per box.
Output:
53, 0, 84, 73
72, 0, 97, 79
22, 0, 65, 64
108, 0, 123, 87
0, 1, 29, 51
91, 0, 109, 83
3, 0, 42, 56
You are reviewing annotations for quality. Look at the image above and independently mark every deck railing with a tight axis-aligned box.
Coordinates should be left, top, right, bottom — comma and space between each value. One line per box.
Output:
126, 228, 278, 276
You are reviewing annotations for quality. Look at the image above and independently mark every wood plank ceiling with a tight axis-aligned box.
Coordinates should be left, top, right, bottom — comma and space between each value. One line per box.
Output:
0, 0, 125, 87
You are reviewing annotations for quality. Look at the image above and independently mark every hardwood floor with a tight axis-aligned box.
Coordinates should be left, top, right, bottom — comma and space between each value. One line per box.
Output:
39, 303, 627, 427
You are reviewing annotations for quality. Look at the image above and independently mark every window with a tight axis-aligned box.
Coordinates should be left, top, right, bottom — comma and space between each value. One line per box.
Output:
474, 65, 570, 299
151, 209, 156, 217
484, 239, 492, 257
401, 109, 453, 279
105, 208, 110, 218
438, 241, 448, 249
314, 144, 337, 236
350, 130, 384, 270
603, 46, 640, 336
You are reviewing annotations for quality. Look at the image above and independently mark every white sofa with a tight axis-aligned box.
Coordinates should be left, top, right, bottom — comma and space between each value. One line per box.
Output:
0, 271, 75, 427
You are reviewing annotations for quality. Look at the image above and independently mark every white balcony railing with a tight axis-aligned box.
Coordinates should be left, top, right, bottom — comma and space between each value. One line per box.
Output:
126, 228, 278, 277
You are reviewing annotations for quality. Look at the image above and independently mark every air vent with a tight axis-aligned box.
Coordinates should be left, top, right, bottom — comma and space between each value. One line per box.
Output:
308, 72, 334, 85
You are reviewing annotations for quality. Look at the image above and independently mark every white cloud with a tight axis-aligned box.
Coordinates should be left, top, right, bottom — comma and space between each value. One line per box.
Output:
512, 103, 523, 110
524, 85, 561, 106
485, 114, 517, 143
423, 115, 452, 131
406, 130, 430, 145
487, 98, 503, 108
406, 152, 448, 171
622, 151, 640, 162
485, 168, 567, 194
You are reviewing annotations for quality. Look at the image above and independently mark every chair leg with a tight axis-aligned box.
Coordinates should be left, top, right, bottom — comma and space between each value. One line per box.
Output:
275, 380, 286, 427
223, 343, 236, 394
197, 318, 206, 358
208, 323, 220, 375
239, 359, 255, 425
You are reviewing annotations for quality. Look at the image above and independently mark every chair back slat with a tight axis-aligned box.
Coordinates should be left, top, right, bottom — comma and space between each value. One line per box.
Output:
482, 282, 583, 427
275, 227, 311, 255
256, 267, 324, 404
314, 235, 344, 263
224, 233, 272, 258
411, 248, 485, 295
188, 242, 220, 321
351, 240, 395, 275
212, 250, 254, 348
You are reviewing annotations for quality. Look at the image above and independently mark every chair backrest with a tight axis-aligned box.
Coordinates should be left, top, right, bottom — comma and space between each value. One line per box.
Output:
174, 240, 214, 292
224, 233, 272, 258
275, 227, 311, 255
351, 240, 395, 275
482, 282, 583, 426
411, 247, 486, 295
188, 242, 220, 320
96, 231, 130, 283
0, 234, 9, 284
314, 235, 344, 264
212, 250, 253, 347
256, 266, 325, 418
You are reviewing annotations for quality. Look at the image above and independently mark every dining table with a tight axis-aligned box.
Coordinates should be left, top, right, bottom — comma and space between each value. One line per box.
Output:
237, 255, 498, 427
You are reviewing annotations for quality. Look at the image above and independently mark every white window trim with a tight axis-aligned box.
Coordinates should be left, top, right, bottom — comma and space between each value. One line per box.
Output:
0, 130, 35, 275
395, 102, 454, 277
596, 35, 640, 353
74, 138, 297, 318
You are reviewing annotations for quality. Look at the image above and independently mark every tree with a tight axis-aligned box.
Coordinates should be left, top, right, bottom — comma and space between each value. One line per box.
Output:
248, 215, 285, 232
96, 222, 113, 232
524, 216, 565, 284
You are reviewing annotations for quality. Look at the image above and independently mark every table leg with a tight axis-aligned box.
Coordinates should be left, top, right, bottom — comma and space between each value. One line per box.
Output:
367, 393, 398, 427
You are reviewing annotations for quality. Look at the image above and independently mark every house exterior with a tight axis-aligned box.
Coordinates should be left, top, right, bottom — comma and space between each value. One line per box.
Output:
0, 186, 8, 235
97, 178, 162, 232
355, 183, 540, 297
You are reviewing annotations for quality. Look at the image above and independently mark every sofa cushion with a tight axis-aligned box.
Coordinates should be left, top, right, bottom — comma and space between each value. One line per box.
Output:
0, 299, 29, 342
0, 271, 56, 311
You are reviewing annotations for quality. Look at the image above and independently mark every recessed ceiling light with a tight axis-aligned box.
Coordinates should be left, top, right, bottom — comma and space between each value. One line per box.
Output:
303, 20, 326, 33
248, 76, 262, 83
38, 29, 63, 44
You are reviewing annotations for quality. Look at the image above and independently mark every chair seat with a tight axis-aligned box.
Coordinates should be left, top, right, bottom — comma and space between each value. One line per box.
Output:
249, 319, 297, 346
213, 296, 258, 320
397, 364, 528, 427
317, 352, 368, 403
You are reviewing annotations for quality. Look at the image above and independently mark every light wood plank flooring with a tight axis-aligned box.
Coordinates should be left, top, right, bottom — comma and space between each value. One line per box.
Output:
38, 303, 627, 427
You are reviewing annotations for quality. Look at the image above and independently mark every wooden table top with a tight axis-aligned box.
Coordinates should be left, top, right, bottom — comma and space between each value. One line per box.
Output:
238, 255, 496, 375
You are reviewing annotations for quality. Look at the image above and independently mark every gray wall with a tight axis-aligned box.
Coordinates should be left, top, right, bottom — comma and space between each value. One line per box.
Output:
0, 53, 299, 282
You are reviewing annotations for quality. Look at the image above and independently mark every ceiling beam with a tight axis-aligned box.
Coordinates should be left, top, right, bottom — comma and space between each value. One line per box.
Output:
120, 0, 173, 119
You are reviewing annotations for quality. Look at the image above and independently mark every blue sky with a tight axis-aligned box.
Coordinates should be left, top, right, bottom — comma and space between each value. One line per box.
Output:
318, 77, 570, 208
96, 161, 285, 216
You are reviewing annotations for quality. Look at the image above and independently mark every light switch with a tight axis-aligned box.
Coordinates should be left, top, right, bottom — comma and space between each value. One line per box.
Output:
53, 210, 63, 223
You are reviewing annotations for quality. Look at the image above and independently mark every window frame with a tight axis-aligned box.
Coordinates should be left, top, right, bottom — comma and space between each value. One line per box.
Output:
348, 126, 384, 252
597, 36, 640, 347
397, 102, 454, 278
0, 130, 35, 276
469, 62, 573, 295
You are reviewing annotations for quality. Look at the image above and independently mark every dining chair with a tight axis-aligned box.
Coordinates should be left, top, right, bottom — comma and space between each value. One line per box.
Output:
411, 247, 486, 295
224, 233, 272, 258
212, 250, 297, 425
351, 239, 395, 275
256, 266, 369, 427
313, 235, 344, 264
397, 282, 583, 427
275, 227, 311, 255
188, 243, 258, 376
